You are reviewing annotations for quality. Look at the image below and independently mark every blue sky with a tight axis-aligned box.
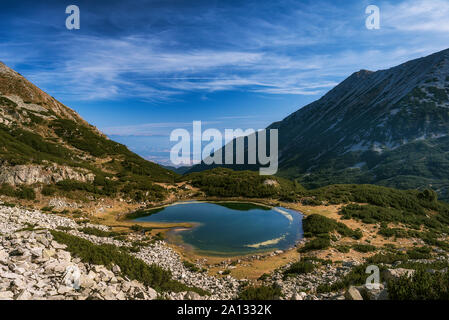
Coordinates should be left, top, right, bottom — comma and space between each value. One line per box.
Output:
1, 0, 449, 165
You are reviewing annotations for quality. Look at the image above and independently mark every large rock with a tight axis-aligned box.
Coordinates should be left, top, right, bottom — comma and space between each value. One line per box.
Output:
291, 292, 307, 300
357, 284, 385, 300
184, 291, 202, 300
344, 286, 363, 300
0, 249, 8, 264
16, 289, 33, 300
382, 268, 415, 282
377, 289, 389, 300
80, 273, 96, 289
147, 288, 158, 300
42, 249, 56, 259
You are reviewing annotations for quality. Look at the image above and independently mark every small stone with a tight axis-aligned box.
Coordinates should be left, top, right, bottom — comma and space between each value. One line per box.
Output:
112, 265, 121, 274
16, 289, 32, 300
42, 249, 56, 259
0, 291, 14, 300
184, 291, 201, 300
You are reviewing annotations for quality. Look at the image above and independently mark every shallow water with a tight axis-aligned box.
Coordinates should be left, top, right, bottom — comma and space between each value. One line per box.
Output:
133, 201, 304, 256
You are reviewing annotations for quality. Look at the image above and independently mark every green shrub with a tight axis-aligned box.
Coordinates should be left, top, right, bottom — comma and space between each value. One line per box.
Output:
238, 285, 282, 300
335, 245, 350, 253
0, 184, 36, 200
130, 225, 153, 233
154, 232, 164, 241
50, 230, 208, 295
16, 186, 36, 200
79, 227, 122, 238
258, 273, 270, 281
407, 247, 432, 260
41, 185, 57, 196
317, 264, 386, 293
284, 261, 315, 276
302, 214, 361, 239
0, 184, 15, 197
388, 269, 449, 300
299, 237, 330, 252
182, 168, 297, 199
366, 252, 409, 264
352, 244, 376, 253
183, 260, 200, 273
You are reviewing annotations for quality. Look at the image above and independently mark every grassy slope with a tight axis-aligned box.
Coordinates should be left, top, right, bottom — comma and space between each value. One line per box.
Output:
0, 115, 177, 201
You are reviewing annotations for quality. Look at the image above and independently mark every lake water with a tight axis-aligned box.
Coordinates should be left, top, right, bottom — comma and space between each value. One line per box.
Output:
133, 201, 303, 256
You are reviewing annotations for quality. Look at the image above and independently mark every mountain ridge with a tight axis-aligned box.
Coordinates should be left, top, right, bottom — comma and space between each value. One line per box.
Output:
0, 61, 177, 203
189, 48, 449, 200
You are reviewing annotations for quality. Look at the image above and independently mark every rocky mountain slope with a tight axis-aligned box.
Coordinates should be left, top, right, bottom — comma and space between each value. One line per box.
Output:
0, 202, 240, 300
0, 61, 176, 202
190, 48, 449, 200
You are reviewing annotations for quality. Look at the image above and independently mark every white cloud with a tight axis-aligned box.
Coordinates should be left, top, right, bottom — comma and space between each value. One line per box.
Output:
5, 0, 449, 102
383, 0, 449, 32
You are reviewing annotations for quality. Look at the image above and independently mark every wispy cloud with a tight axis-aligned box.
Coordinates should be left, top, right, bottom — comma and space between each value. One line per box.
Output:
383, 0, 449, 32
2, 0, 449, 103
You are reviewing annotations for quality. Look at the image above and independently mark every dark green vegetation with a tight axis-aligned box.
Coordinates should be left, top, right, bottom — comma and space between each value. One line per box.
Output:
50, 230, 208, 295
125, 207, 164, 220
283, 261, 315, 276
0, 95, 176, 202
214, 202, 271, 211
317, 251, 449, 294
299, 214, 362, 253
0, 184, 35, 200
316, 263, 379, 293
302, 214, 362, 239
388, 270, 449, 300
181, 168, 301, 199
296, 184, 449, 251
182, 260, 200, 273
237, 285, 282, 300
79, 227, 123, 238
299, 237, 331, 252
352, 244, 376, 253
406, 247, 432, 260
0, 124, 75, 166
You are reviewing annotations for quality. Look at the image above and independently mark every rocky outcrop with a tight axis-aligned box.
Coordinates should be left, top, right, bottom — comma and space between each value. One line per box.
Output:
0, 203, 242, 300
0, 229, 159, 300
0, 165, 95, 186
344, 286, 364, 300
382, 268, 415, 282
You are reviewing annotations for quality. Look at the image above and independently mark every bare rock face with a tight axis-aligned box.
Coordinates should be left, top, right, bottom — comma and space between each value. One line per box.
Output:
344, 286, 364, 300
0, 164, 95, 185
263, 179, 279, 187
382, 268, 415, 282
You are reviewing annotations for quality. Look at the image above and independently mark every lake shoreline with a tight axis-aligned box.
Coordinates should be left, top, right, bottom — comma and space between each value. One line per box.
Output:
129, 200, 304, 259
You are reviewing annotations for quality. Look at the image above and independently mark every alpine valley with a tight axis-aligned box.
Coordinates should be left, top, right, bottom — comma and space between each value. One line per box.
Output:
2, 49, 449, 301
